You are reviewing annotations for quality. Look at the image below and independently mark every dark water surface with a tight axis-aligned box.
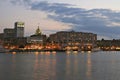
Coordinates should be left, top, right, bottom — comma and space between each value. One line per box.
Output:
0, 51, 120, 80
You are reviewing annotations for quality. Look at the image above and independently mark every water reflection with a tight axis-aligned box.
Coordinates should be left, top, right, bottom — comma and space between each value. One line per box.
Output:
35, 52, 39, 55
34, 52, 39, 80
33, 52, 57, 80
65, 52, 79, 80
66, 53, 71, 79
0, 52, 120, 80
86, 53, 92, 80
11, 54, 16, 80
12, 52, 16, 55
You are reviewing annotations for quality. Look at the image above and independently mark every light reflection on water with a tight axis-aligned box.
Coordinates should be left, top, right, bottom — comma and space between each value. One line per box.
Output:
0, 51, 120, 80
86, 53, 92, 80
34, 52, 57, 80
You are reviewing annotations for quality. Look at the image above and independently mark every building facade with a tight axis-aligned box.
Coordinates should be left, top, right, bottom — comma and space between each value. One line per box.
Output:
4, 28, 15, 38
49, 31, 97, 50
14, 22, 24, 37
97, 39, 120, 50
0, 33, 4, 44
3, 22, 25, 47
27, 26, 47, 47
3, 28, 15, 47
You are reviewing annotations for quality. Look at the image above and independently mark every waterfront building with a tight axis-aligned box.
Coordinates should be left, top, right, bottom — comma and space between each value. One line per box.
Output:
49, 31, 97, 50
4, 28, 15, 38
3, 22, 25, 38
97, 39, 120, 50
3, 28, 15, 47
15, 37, 27, 48
27, 26, 47, 49
3, 37, 27, 49
14, 22, 24, 37
3, 22, 25, 48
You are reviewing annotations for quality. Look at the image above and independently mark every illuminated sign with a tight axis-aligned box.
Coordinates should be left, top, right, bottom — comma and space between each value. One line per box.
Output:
16, 22, 25, 27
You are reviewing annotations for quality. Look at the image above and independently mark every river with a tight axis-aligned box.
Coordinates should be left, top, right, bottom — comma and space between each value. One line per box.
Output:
0, 51, 120, 80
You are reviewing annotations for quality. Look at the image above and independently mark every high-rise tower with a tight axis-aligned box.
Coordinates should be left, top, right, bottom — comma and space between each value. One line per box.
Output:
14, 22, 24, 37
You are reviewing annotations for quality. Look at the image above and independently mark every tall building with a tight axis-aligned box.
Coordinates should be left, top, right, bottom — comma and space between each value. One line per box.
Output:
14, 22, 24, 37
3, 22, 25, 46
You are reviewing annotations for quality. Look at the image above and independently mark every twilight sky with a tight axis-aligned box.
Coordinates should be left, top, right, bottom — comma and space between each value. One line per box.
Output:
1, 0, 120, 39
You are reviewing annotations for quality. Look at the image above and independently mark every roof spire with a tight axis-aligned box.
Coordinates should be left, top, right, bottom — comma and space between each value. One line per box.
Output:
35, 26, 41, 35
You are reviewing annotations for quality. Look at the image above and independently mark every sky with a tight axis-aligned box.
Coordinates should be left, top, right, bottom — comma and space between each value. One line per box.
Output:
1, 0, 120, 39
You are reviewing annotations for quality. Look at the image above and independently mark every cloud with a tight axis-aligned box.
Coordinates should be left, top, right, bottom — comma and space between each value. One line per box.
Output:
10, 1, 120, 39
10, 0, 31, 5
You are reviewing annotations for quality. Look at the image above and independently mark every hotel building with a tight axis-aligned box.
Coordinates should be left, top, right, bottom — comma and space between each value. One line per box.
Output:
49, 31, 97, 50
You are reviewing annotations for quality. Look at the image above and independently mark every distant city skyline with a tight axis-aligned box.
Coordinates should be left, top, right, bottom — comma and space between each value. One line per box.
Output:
1, 0, 120, 39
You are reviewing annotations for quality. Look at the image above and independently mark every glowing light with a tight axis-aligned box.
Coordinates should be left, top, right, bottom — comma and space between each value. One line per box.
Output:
52, 51, 56, 54
40, 51, 44, 55
12, 52, 16, 54
88, 51, 91, 53
81, 51, 84, 53
73, 51, 78, 54
66, 51, 71, 54
88, 46, 91, 49
116, 47, 120, 50
35, 52, 39, 55
45, 51, 51, 55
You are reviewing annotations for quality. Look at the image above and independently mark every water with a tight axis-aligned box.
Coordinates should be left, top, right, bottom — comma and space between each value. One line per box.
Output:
0, 51, 120, 80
